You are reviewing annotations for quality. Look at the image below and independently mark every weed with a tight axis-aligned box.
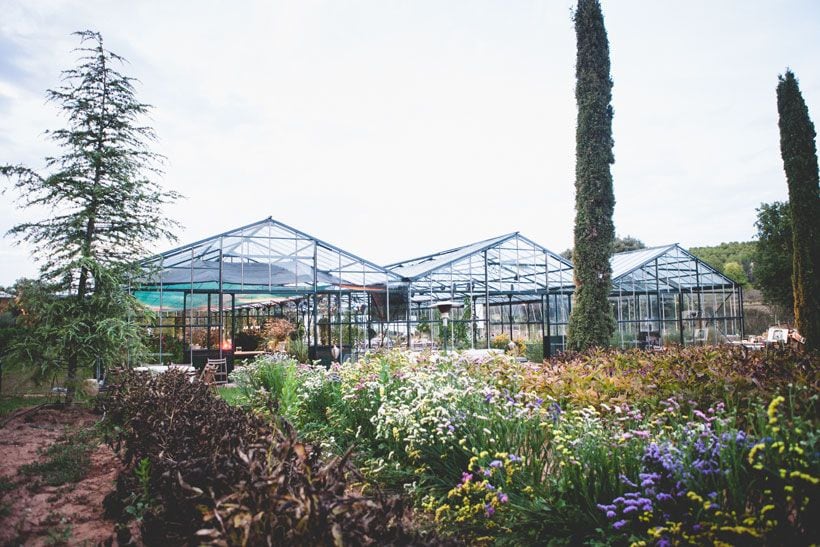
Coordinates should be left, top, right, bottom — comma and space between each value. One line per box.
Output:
124, 458, 153, 521
0, 476, 14, 492
20, 426, 98, 486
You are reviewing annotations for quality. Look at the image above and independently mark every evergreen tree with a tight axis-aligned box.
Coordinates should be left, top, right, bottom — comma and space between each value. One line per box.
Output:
612, 235, 645, 254
1, 31, 180, 398
754, 201, 794, 318
776, 70, 820, 351
567, 0, 616, 350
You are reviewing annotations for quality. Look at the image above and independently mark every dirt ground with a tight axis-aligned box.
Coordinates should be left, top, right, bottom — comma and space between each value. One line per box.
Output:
0, 405, 126, 546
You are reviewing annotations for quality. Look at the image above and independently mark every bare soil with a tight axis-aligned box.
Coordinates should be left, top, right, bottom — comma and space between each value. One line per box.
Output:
0, 405, 128, 546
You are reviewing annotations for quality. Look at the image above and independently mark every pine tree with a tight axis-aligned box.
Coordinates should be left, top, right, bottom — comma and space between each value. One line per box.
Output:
776, 70, 820, 351
1, 31, 180, 398
567, 0, 616, 350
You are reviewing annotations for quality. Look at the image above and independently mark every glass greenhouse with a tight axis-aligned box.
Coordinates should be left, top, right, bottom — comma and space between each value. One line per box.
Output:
134, 217, 744, 364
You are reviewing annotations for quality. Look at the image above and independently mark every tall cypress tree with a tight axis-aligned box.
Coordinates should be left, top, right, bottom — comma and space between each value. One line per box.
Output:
776, 70, 820, 351
567, 0, 616, 350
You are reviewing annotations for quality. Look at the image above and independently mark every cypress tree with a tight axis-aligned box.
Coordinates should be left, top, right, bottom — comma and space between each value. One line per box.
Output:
776, 70, 820, 351
567, 0, 616, 350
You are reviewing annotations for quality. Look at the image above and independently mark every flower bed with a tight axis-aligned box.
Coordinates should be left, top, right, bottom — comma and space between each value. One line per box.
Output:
229, 347, 819, 545
99, 369, 449, 545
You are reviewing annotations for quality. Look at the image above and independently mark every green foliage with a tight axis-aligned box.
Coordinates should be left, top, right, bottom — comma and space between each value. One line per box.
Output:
0, 396, 50, 416
755, 201, 794, 316
229, 354, 301, 417
568, 0, 616, 350
21, 426, 99, 486
451, 297, 472, 349
724, 261, 749, 286
285, 336, 309, 362
525, 341, 544, 363
689, 241, 757, 283
563, 234, 645, 261
258, 348, 818, 544
216, 385, 246, 406
613, 235, 646, 254
7, 267, 151, 389
776, 69, 820, 351
100, 369, 443, 545
0, 31, 180, 399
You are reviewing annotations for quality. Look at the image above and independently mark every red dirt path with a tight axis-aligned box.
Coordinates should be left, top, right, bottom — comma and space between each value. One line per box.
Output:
0, 405, 125, 546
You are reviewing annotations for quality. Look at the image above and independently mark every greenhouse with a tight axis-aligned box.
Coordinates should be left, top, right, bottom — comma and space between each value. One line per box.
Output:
133, 218, 744, 364
135, 217, 403, 365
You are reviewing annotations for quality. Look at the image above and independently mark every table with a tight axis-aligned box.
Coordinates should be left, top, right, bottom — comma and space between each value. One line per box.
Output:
133, 364, 196, 375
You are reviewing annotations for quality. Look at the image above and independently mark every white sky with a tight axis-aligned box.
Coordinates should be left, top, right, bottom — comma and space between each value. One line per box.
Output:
1, 1, 819, 286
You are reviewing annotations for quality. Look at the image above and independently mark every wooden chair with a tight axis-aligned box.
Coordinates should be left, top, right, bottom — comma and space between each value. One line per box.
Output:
199, 364, 216, 385
206, 358, 228, 385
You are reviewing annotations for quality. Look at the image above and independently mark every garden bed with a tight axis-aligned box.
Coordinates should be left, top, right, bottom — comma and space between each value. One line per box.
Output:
223, 347, 819, 545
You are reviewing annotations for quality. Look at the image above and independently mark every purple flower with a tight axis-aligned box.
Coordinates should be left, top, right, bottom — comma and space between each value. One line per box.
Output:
497, 493, 509, 504
613, 519, 628, 530
548, 402, 562, 423
508, 454, 522, 462
483, 469, 492, 477
606, 510, 616, 519
484, 503, 495, 517
461, 472, 473, 483
489, 460, 503, 468
485, 482, 495, 490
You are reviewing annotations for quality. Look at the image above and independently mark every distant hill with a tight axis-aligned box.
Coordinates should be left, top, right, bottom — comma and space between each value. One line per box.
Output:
688, 241, 756, 284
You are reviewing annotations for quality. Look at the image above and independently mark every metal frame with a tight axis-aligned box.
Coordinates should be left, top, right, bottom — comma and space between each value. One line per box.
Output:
133, 218, 744, 363
133, 217, 402, 364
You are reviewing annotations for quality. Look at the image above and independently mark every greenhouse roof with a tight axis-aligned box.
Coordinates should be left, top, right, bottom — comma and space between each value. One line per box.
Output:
386, 233, 517, 281
386, 233, 575, 300
133, 218, 738, 313
611, 244, 735, 292
135, 217, 399, 310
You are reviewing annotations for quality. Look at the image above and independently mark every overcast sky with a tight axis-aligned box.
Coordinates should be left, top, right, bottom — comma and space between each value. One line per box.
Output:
1, 1, 819, 286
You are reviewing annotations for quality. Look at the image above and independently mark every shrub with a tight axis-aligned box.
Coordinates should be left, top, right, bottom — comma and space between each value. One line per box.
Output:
100, 369, 447, 545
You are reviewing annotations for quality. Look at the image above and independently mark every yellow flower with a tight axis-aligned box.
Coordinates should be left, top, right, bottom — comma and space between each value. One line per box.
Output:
747, 442, 765, 465
789, 471, 819, 484
686, 491, 704, 504
767, 395, 785, 425
435, 504, 451, 522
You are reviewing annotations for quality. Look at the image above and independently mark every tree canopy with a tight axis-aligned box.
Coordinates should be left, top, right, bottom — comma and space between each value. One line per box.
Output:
1, 31, 180, 397
688, 241, 756, 284
754, 201, 793, 317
